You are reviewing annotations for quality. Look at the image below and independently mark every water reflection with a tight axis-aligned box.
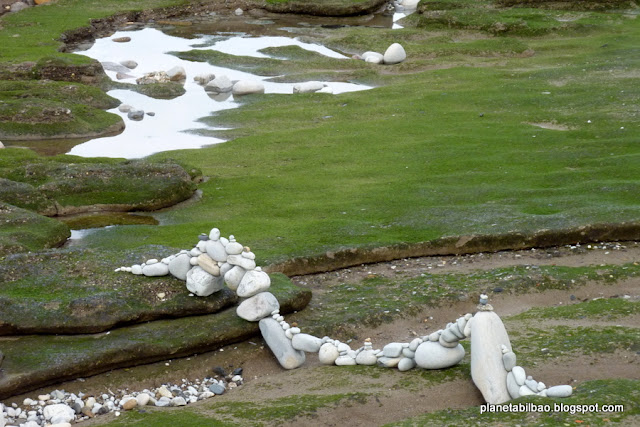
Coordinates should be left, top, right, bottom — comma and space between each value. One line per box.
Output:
68, 28, 371, 159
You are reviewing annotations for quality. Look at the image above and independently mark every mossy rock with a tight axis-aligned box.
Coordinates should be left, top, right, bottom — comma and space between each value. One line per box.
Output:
0, 203, 70, 256
0, 80, 123, 140
263, 0, 388, 16
0, 246, 243, 334
0, 148, 198, 215
0, 272, 311, 399
0, 178, 57, 215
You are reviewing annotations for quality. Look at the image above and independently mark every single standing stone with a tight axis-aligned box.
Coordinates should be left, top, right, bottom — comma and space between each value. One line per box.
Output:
470, 310, 513, 404
506, 371, 520, 399
398, 357, 416, 371
259, 318, 305, 369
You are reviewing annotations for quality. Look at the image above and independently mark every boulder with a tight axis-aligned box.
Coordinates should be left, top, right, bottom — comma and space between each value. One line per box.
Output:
167, 66, 186, 81
547, 385, 573, 398
236, 269, 271, 297
10, 2, 29, 13
194, 73, 215, 85
293, 81, 325, 94
292, 333, 323, 353
186, 266, 224, 296
318, 343, 339, 365
224, 265, 246, 291
168, 253, 191, 280
120, 60, 138, 69
127, 110, 145, 121
205, 239, 227, 262
232, 80, 265, 96
43, 404, 75, 424
236, 292, 280, 321
383, 43, 406, 65
362, 51, 383, 64
470, 310, 512, 404
259, 318, 305, 369
142, 262, 168, 277
414, 341, 465, 369
205, 75, 233, 93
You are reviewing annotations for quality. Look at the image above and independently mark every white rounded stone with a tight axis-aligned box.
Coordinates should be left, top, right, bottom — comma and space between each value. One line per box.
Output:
546, 385, 573, 398
383, 43, 407, 65
142, 262, 169, 277
186, 266, 224, 296
292, 334, 323, 353
318, 343, 339, 365
236, 292, 280, 322
506, 371, 520, 399
398, 357, 416, 371
168, 254, 191, 280
232, 80, 265, 96
293, 81, 325, 94
225, 239, 244, 255
259, 318, 305, 369
512, 366, 526, 386
470, 311, 513, 405
237, 269, 271, 297
209, 228, 221, 240
335, 355, 356, 366
227, 254, 256, 271
206, 240, 228, 262
224, 266, 246, 291
355, 350, 378, 365
414, 341, 465, 369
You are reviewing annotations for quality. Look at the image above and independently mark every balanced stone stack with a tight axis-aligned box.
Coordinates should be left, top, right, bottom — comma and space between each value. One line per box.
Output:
117, 229, 575, 401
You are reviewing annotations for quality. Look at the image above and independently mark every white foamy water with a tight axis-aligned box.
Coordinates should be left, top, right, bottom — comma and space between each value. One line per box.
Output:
70, 28, 370, 159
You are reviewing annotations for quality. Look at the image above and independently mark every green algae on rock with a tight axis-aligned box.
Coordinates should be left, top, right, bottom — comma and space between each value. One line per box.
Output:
0, 272, 310, 399
0, 202, 70, 256
0, 148, 198, 215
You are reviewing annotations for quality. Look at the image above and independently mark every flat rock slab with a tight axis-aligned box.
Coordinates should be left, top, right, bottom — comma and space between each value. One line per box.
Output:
0, 247, 238, 334
0, 272, 311, 399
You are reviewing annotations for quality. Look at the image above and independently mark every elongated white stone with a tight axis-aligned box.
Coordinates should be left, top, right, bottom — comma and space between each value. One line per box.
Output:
259, 318, 305, 369
470, 311, 512, 404
414, 341, 465, 369
292, 334, 323, 353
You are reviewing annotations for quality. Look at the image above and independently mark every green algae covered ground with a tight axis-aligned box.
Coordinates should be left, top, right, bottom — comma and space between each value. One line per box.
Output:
0, 0, 639, 424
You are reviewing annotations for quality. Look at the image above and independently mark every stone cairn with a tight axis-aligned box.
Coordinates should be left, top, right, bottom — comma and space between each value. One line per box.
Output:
116, 227, 573, 404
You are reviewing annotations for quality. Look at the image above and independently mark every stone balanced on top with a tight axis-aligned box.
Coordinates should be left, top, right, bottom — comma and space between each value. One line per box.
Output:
117, 228, 573, 404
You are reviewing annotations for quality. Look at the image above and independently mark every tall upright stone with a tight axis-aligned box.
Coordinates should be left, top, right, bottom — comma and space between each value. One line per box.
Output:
470, 302, 512, 404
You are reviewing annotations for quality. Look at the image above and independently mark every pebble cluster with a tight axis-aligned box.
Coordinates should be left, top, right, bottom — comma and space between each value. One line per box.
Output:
117, 227, 473, 372
353, 43, 407, 65
502, 345, 573, 399
0, 371, 243, 427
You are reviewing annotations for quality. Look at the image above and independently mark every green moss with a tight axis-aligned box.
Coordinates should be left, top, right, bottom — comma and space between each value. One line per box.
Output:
208, 393, 370, 425
510, 326, 640, 365
0, 202, 70, 256
511, 298, 640, 321
388, 379, 640, 426
0, 148, 196, 211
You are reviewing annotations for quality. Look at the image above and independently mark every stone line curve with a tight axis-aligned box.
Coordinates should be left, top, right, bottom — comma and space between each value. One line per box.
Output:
117, 227, 573, 403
